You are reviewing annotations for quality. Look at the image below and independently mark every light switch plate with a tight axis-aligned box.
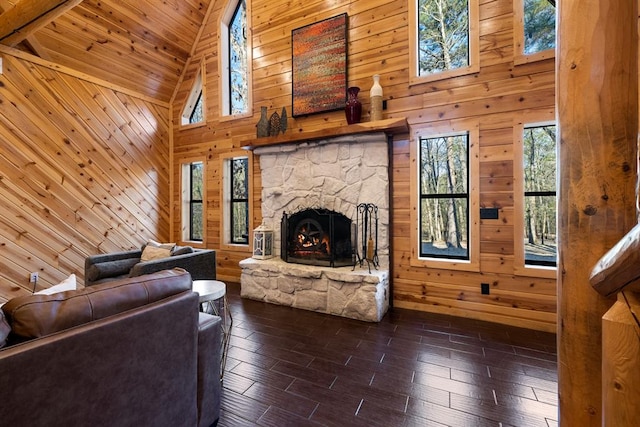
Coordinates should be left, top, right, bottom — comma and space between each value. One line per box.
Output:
0, 57, 3, 74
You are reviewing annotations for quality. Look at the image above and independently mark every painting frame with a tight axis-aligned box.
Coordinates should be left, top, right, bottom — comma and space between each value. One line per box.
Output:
291, 13, 348, 117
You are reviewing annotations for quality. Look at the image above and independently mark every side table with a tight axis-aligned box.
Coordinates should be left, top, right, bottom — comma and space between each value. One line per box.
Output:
192, 280, 232, 379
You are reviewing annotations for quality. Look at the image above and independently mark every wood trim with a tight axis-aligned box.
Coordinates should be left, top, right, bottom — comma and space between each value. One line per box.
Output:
512, 112, 557, 279
409, 119, 481, 273
242, 117, 409, 150
218, 150, 254, 254
408, 0, 480, 86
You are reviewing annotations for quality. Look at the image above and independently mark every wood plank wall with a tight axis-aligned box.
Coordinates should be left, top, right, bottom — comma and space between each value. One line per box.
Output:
184, 0, 555, 331
0, 50, 170, 301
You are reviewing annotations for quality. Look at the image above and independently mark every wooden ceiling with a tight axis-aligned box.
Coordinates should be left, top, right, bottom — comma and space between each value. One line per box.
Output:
0, 0, 213, 102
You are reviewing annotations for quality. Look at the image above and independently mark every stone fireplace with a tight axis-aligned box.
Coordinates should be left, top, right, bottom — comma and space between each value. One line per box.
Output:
240, 128, 399, 322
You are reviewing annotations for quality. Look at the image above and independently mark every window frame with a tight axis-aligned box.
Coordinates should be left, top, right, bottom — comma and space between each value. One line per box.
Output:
513, 115, 557, 278
513, 0, 556, 65
219, 151, 253, 251
408, 0, 480, 86
180, 61, 206, 128
180, 159, 206, 245
410, 120, 480, 272
219, 0, 253, 121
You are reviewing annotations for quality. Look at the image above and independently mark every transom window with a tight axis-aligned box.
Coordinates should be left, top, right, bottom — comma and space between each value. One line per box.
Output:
523, 124, 556, 267
514, 0, 556, 63
220, 0, 251, 117
181, 64, 205, 126
409, 0, 479, 84
419, 132, 470, 260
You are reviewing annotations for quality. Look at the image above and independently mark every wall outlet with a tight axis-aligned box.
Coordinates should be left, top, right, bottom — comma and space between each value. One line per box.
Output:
481, 283, 490, 295
30, 272, 39, 283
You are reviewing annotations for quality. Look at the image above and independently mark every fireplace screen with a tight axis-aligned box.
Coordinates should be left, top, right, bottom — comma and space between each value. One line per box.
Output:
281, 209, 353, 267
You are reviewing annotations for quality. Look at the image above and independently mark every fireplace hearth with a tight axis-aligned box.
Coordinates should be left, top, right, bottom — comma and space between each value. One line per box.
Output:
281, 209, 353, 267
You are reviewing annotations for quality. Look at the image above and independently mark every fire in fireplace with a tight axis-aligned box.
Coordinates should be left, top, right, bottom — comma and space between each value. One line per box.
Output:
281, 209, 353, 267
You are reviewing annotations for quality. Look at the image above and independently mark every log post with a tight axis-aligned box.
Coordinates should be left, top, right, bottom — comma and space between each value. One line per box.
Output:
557, 0, 638, 425
602, 292, 640, 425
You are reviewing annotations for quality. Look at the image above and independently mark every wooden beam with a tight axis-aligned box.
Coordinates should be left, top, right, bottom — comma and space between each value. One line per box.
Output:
0, 0, 83, 47
557, 0, 638, 425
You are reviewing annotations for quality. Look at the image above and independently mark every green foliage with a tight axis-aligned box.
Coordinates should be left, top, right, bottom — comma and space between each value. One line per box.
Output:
524, 0, 555, 54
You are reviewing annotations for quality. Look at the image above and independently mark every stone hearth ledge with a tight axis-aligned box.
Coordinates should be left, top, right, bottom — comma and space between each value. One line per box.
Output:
240, 258, 389, 322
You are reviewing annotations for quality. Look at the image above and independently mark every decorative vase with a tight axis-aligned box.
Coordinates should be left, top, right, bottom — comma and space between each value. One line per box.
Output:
257, 106, 269, 138
268, 111, 281, 136
369, 74, 383, 121
345, 86, 362, 125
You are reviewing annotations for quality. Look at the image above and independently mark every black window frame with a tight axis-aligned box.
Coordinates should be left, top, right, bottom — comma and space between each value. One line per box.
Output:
189, 162, 203, 242
229, 157, 249, 244
418, 133, 470, 261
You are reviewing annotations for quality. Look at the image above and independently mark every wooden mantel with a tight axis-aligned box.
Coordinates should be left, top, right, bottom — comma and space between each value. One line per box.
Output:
241, 117, 409, 150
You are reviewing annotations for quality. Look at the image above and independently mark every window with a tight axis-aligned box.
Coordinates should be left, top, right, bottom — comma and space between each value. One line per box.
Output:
409, 0, 479, 84
410, 122, 479, 271
522, 124, 556, 267
181, 62, 205, 126
221, 154, 251, 246
220, 0, 252, 118
514, 0, 556, 63
181, 161, 204, 242
419, 133, 469, 259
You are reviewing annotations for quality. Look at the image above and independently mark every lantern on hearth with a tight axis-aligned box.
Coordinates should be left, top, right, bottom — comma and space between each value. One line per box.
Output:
252, 223, 274, 259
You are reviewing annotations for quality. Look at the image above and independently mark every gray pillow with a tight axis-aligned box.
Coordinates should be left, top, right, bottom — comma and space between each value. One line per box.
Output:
86, 258, 140, 282
171, 246, 194, 256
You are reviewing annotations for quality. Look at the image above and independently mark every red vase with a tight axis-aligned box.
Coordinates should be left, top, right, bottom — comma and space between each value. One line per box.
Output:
345, 87, 362, 124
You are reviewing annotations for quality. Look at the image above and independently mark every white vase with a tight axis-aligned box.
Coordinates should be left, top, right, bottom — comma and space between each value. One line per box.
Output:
369, 74, 383, 121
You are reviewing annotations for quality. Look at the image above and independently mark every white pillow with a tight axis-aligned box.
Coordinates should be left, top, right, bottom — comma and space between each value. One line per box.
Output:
141, 240, 175, 262
35, 274, 77, 295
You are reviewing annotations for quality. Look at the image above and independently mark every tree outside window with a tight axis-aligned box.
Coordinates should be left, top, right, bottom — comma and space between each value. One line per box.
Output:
523, 0, 555, 55
228, 0, 248, 115
419, 133, 469, 259
188, 162, 203, 242
417, 0, 469, 76
523, 125, 556, 266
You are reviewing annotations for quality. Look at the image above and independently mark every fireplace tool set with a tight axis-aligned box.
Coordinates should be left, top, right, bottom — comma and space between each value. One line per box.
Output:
353, 203, 379, 273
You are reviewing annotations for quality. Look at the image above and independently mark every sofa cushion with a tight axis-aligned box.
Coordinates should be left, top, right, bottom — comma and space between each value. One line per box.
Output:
0, 310, 9, 348
86, 258, 139, 283
1, 268, 192, 343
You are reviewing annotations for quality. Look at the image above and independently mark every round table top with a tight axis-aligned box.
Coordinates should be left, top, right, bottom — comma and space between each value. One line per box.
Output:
192, 279, 226, 302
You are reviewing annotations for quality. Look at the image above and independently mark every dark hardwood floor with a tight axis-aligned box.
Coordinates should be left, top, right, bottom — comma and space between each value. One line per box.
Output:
219, 282, 558, 427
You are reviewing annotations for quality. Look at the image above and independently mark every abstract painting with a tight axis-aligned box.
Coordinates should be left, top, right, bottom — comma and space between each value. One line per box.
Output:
291, 14, 348, 117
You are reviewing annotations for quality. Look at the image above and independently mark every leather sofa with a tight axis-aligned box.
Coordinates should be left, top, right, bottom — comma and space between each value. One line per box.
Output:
0, 269, 221, 427
84, 247, 216, 286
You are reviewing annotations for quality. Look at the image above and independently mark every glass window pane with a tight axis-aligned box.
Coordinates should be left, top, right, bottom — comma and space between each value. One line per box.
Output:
189, 92, 204, 124
417, 0, 469, 76
190, 202, 203, 241
420, 135, 468, 195
420, 198, 468, 258
232, 158, 248, 199
191, 162, 203, 200
523, 124, 556, 267
231, 201, 248, 243
524, 0, 556, 55
524, 126, 556, 193
229, 0, 248, 114
524, 195, 556, 265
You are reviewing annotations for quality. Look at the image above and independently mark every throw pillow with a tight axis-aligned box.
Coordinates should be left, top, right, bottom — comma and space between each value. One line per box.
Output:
86, 258, 139, 282
140, 240, 175, 262
171, 245, 194, 256
34, 274, 77, 295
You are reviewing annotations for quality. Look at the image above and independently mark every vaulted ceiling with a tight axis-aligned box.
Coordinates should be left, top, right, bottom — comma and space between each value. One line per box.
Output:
0, 0, 213, 102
